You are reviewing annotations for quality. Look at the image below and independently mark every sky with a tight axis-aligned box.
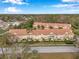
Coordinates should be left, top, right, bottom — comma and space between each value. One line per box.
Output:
0, 0, 79, 14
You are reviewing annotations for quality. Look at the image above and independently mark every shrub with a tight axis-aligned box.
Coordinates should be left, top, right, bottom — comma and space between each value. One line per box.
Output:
64, 39, 74, 44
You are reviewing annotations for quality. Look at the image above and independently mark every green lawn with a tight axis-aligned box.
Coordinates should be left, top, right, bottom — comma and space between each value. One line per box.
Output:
20, 39, 75, 44
39, 53, 77, 59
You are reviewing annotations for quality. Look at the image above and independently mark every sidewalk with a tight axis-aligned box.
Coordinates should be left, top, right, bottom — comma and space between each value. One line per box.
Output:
29, 44, 75, 47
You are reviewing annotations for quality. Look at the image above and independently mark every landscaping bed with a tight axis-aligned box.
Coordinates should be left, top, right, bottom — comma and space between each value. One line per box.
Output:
18, 40, 75, 47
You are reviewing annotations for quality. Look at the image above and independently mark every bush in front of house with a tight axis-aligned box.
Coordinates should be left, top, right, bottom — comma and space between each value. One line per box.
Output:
64, 39, 74, 44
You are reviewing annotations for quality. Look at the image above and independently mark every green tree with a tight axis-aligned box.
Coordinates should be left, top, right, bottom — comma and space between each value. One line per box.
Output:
29, 50, 40, 59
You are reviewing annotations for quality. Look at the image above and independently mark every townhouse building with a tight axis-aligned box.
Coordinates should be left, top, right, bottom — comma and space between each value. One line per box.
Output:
8, 22, 74, 41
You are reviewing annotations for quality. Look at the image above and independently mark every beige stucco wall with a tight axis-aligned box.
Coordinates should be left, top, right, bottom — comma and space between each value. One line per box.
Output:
17, 34, 74, 41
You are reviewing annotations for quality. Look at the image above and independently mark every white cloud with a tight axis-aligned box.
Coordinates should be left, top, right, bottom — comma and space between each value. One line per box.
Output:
51, 4, 72, 8
62, 0, 79, 2
43, 3, 79, 14
2, 0, 29, 5
47, 4, 79, 8
4, 7, 22, 13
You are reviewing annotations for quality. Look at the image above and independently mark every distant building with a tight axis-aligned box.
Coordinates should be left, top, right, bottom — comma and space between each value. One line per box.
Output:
0, 20, 9, 30
8, 20, 26, 26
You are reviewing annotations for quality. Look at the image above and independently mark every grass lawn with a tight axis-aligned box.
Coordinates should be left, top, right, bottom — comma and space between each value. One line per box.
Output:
28, 41, 66, 46
39, 53, 77, 59
19, 41, 65, 44
18, 40, 75, 47
20, 39, 75, 44
0, 52, 78, 59
22, 52, 78, 59
38, 41, 66, 44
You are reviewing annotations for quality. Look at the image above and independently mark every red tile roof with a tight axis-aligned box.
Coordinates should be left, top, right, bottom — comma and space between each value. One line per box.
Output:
9, 22, 73, 36
33, 22, 71, 28
9, 29, 28, 36
30, 29, 73, 35
9, 29, 74, 36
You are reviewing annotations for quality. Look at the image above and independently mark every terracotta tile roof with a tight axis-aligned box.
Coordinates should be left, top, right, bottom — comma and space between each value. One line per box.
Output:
9, 21, 74, 36
30, 29, 73, 35
33, 22, 71, 28
9, 29, 28, 36
9, 28, 74, 36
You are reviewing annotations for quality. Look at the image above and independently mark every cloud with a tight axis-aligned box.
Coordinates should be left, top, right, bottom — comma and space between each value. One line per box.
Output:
2, 0, 29, 5
47, 4, 79, 8
51, 4, 72, 8
43, 3, 79, 14
62, 0, 79, 2
4, 7, 22, 13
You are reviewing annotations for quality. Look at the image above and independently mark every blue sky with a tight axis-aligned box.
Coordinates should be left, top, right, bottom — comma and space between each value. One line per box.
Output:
0, 0, 79, 14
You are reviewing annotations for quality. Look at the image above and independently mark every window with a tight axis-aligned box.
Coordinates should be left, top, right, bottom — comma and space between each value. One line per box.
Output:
49, 26, 53, 29
58, 27, 63, 29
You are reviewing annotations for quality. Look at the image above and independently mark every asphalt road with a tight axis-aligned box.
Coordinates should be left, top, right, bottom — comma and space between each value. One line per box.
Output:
0, 46, 79, 54
31, 46, 79, 53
